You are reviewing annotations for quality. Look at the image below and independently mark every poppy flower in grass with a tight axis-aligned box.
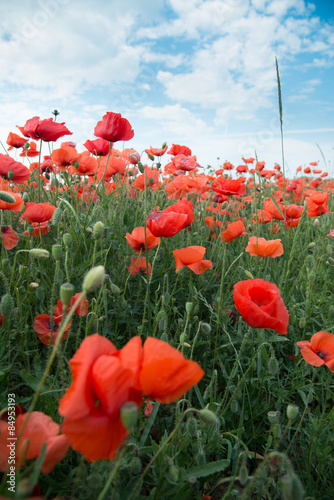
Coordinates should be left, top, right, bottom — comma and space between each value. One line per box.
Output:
0, 411, 69, 473
23, 221, 51, 237
221, 221, 245, 243
306, 191, 330, 217
6, 132, 27, 150
59, 334, 203, 461
21, 116, 72, 142
297, 331, 334, 372
0, 154, 31, 184
245, 237, 284, 258
33, 313, 71, 346
327, 229, 334, 238
233, 279, 289, 335
51, 145, 78, 169
84, 138, 111, 157
1, 225, 19, 250
126, 227, 160, 253
55, 293, 89, 317
94, 112, 134, 143
22, 202, 57, 223
212, 177, 246, 197
147, 209, 188, 238
173, 246, 212, 275
127, 257, 152, 279
163, 199, 194, 228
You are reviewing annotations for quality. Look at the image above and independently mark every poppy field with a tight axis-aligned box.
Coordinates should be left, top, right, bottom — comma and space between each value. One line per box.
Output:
0, 110, 333, 500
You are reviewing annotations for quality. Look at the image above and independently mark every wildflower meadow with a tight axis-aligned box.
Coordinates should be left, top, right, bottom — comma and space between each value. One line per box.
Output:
0, 106, 333, 500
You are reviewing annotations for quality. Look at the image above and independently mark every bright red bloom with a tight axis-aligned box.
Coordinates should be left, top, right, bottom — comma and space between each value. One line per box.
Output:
173, 246, 212, 274
306, 191, 330, 217
145, 145, 168, 157
94, 112, 134, 143
147, 209, 188, 238
221, 221, 245, 243
327, 229, 334, 238
212, 177, 246, 197
245, 237, 283, 258
236, 164, 248, 173
0, 411, 69, 473
33, 313, 71, 346
51, 145, 78, 169
23, 221, 51, 237
21, 116, 72, 142
1, 225, 19, 250
297, 331, 334, 372
127, 257, 152, 278
167, 144, 192, 156
6, 132, 27, 150
0, 154, 30, 184
19, 140, 40, 157
126, 227, 160, 253
55, 293, 89, 317
309, 161, 318, 166
233, 279, 289, 335
59, 334, 203, 461
84, 138, 111, 156
170, 154, 202, 174
133, 167, 161, 191
22, 202, 57, 223
304, 167, 311, 174
163, 199, 194, 229
72, 152, 98, 176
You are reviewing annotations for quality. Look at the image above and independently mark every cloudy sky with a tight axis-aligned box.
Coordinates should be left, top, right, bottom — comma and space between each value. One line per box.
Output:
0, 0, 333, 175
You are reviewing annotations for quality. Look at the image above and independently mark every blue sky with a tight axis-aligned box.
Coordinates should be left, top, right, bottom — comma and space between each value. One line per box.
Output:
0, 0, 333, 175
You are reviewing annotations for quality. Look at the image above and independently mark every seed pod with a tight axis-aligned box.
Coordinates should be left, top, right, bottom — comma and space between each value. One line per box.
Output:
60, 283, 74, 307
63, 233, 72, 247
268, 411, 279, 424
286, 404, 299, 422
52, 244, 63, 261
200, 322, 211, 334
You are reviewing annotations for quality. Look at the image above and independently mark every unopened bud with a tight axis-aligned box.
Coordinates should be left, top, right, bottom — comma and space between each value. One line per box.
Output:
120, 402, 138, 432
267, 357, 279, 375
52, 244, 63, 261
137, 161, 144, 173
29, 248, 50, 259
327, 257, 334, 266
93, 221, 105, 239
51, 207, 62, 226
7, 171, 14, 180
230, 398, 239, 413
307, 242, 316, 249
244, 270, 254, 279
28, 282, 39, 290
313, 218, 319, 228
147, 153, 154, 161
197, 408, 220, 426
22, 192, 29, 203
82, 265, 105, 292
0, 294, 14, 317
0, 191, 15, 203
200, 322, 211, 334
298, 317, 306, 329
185, 302, 193, 314
286, 404, 299, 422
19, 265, 27, 276
161, 141, 167, 149
239, 464, 249, 487
326, 244, 333, 255
63, 233, 71, 247
110, 283, 121, 295
60, 283, 74, 307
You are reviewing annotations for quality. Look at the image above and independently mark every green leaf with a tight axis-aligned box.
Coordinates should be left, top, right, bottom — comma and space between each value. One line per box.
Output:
21, 370, 45, 392
180, 459, 230, 481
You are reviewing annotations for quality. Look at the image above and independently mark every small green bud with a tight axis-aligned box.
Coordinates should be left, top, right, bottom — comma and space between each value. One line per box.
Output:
19, 264, 27, 276
148, 178, 153, 186
298, 317, 306, 329
52, 244, 63, 261
1, 259, 9, 269
22, 192, 29, 203
137, 161, 144, 173
268, 411, 279, 424
73, 161, 80, 170
313, 218, 319, 228
286, 404, 299, 422
326, 244, 333, 255
28, 282, 39, 290
0, 294, 14, 317
93, 221, 105, 239
179, 333, 187, 345
244, 270, 254, 279
0, 191, 15, 203
120, 402, 138, 432
27, 225, 35, 236
195, 450, 206, 466
159, 317, 166, 331
147, 153, 155, 161
29, 248, 50, 259
327, 257, 334, 266
60, 283, 74, 307
63, 233, 71, 247
16, 478, 34, 497
82, 265, 105, 292
307, 242, 316, 249
51, 207, 62, 226
44, 172, 50, 180
273, 423, 281, 438
129, 457, 142, 475
110, 283, 121, 295
7, 171, 14, 180
185, 302, 193, 314
239, 464, 249, 487
197, 408, 220, 426
200, 322, 211, 334
186, 417, 198, 437
267, 356, 279, 375
161, 141, 167, 149
230, 398, 239, 413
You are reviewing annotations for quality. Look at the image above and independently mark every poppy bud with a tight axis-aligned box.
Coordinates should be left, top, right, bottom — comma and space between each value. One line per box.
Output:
44, 172, 50, 180
167, 462, 179, 483
298, 317, 306, 329
230, 398, 239, 413
29, 248, 50, 259
60, 283, 74, 307
326, 244, 333, 255
148, 178, 154, 186
0, 191, 15, 203
63, 233, 72, 247
244, 270, 254, 279
267, 356, 279, 375
35, 287, 45, 302
273, 423, 281, 438
268, 411, 279, 424
147, 153, 154, 161
22, 192, 29, 203
19, 264, 27, 276
29, 282, 39, 290
27, 225, 35, 236
86, 227, 93, 234
82, 265, 105, 293
93, 221, 105, 239
239, 464, 249, 487
7, 171, 14, 180
186, 416, 198, 437
161, 141, 167, 149
327, 257, 334, 266
52, 244, 63, 261
120, 402, 138, 432
0, 293, 14, 317
200, 322, 211, 334
286, 404, 299, 422
110, 283, 121, 295
137, 161, 144, 173
51, 207, 62, 226
307, 242, 315, 249
198, 408, 220, 426
16, 478, 34, 498
1, 259, 9, 269
129, 457, 142, 475
179, 333, 187, 345
159, 317, 166, 331
280, 473, 304, 500
186, 302, 193, 314
313, 218, 319, 228
196, 450, 206, 465
73, 161, 80, 170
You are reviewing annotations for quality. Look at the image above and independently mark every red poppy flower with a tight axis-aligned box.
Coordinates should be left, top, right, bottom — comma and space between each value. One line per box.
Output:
6, 132, 27, 150
306, 191, 330, 217
1, 225, 19, 250
0, 411, 69, 474
84, 138, 111, 156
145, 145, 168, 157
94, 112, 134, 143
233, 279, 289, 335
146, 209, 188, 238
304, 167, 311, 174
22, 202, 57, 223
59, 334, 203, 461
0, 154, 31, 184
327, 229, 334, 238
221, 221, 245, 243
21, 116, 72, 142
309, 161, 318, 166
133, 167, 161, 191
297, 331, 334, 372
33, 313, 71, 346
245, 237, 284, 258
167, 144, 192, 156
170, 154, 202, 174
55, 293, 89, 317
19, 140, 40, 157
242, 157, 255, 164
71, 152, 98, 176
127, 257, 152, 278
236, 164, 248, 174
126, 227, 160, 253
212, 177, 246, 197
51, 145, 78, 169
163, 199, 194, 228
23, 221, 51, 237
173, 246, 212, 274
